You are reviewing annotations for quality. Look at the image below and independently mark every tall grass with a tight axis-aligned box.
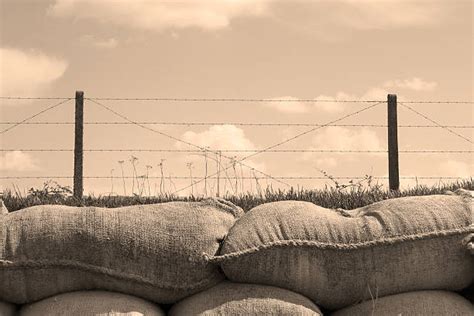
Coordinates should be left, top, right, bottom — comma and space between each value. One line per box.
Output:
2, 178, 472, 213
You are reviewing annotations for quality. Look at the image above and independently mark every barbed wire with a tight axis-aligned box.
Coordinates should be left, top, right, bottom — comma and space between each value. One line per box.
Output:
0, 149, 472, 154
399, 102, 473, 145
2, 96, 472, 190
1, 96, 472, 104
0, 99, 73, 135
0, 97, 72, 100
171, 101, 385, 194
84, 97, 474, 104
85, 97, 386, 103
397, 101, 474, 104
87, 98, 291, 187
0, 176, 469, 180
0, 121, 472, 128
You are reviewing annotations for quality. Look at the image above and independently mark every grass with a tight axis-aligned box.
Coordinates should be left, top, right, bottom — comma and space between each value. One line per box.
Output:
2, 178, 473, 213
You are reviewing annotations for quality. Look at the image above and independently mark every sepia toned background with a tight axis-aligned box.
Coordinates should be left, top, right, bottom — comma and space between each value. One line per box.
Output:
0, 0, 472, 196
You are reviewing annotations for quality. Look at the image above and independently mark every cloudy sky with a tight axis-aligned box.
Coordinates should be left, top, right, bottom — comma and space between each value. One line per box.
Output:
0, 0, 472, 196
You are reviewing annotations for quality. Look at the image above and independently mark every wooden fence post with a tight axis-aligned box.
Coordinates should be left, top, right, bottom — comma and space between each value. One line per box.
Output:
387, 94, 400, 191
74, 91, 84, 200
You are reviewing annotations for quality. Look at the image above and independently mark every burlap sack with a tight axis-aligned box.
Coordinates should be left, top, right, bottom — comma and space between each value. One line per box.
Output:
169, 281, 322, 315
0, 198, 243, 304
214, 195, 473, 310
20, 291, 165, 316
0, 301, 16, 316
331, 290, 474, 316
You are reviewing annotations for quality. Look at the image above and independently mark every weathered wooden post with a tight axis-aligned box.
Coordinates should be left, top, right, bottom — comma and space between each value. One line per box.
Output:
74, 91, 84, 200
387, 94, 400, 191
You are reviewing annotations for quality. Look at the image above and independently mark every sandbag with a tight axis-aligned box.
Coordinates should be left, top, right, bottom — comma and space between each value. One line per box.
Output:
331, 290, 474, 316
169, 281, 322, 315
214, 195, 473, 310
0, 198, 243, 304
0, 301, 16, 316
20, 291, 165, 316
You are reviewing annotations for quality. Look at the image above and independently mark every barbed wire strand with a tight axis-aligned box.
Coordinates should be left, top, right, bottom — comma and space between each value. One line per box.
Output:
0, 99, 72, 135
87, 98, 291, 187
172, 101, 384, 195
1, 96, 472, 104
0, 176, 469, 180
86, 97, 385, 103
397, 101, 474, 104
84, 97, 474, 104
0, 121, 472, 128
399, 102, 473, 145
1, 149, 472, 153
0, 97, 71, 100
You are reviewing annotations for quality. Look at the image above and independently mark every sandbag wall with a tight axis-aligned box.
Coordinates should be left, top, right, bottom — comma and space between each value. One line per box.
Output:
1, 193, 473, 315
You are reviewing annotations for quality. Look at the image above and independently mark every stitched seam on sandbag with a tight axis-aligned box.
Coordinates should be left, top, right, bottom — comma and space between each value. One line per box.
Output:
0, 259, 217, 290
205, 226, 474, 263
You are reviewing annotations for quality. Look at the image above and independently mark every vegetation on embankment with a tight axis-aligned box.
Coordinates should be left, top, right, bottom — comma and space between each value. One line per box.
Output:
2, 178, 472, 213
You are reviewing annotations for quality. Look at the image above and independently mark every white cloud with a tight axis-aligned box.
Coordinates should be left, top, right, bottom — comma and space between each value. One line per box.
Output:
270, 1, 449, 41
48, 0, 447, 33
0, 48, 68, 97
80, 35, 118, 48
176, 125, 265, 171
0, 151, 39, 171
312, 126, 383, 150
311, 89, 387, 113
265, 88, 388, 114
48, 0, 272, 31
179, 125, 256, 151
264, 79, 439, 115
332, 1, 443, 30
384, 78, 437, 91
310, 93, 349, 113
301, 127, 384, 168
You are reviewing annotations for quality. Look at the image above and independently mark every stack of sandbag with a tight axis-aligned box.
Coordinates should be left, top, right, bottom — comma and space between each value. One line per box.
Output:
0, 198, 243, 312
1, 192, 472, 315
207, 193, 473, 313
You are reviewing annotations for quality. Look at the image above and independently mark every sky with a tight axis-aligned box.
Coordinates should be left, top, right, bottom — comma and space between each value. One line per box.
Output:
0, 0, 473, 196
